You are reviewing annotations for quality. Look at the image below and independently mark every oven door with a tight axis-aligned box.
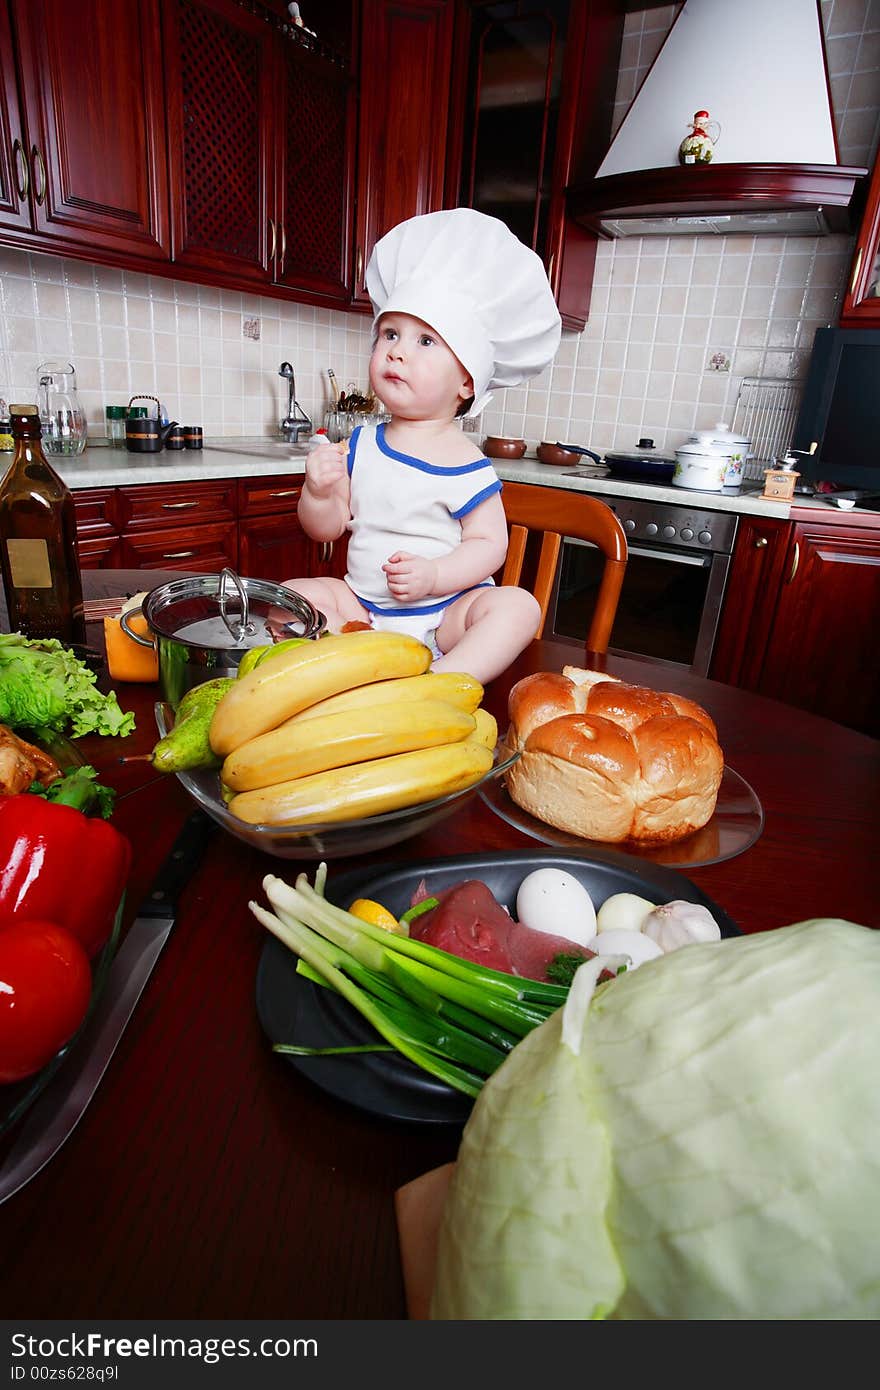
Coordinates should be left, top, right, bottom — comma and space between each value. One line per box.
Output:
552, 537, 732, 676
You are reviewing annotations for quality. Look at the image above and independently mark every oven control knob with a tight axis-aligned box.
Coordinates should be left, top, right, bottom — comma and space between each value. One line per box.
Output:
624, 518, 636, 532
662, 524, 676, 539
680, 527, 694, 541
645, 522, 659, 536
698, 529, 712, 544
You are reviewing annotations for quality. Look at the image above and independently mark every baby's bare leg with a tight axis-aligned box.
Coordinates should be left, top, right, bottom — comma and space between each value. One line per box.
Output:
282, 577, 370, 633
434, 586, 541, 684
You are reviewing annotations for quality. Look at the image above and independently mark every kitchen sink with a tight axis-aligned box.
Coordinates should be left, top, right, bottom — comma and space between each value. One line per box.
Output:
206, 439, 310, 459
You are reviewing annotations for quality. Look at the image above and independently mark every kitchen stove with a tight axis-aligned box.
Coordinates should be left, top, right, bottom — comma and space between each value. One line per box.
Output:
573, 486, 738, 555
551, 473, 739, 676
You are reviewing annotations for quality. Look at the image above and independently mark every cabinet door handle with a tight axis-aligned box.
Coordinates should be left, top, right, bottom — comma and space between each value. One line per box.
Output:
786, 541, 800, 585
356, 246, 363, 285
548, 251, 556, 285
162, 549, 196, 559
269, 217, 277, 261
754, 536, 768, 549
849, 246, 864, 296
31, 146, 47, 206
320, 541, 333, 564
280, 225, 286, 276
12, 138, 29, 199
161, 500, 200, 510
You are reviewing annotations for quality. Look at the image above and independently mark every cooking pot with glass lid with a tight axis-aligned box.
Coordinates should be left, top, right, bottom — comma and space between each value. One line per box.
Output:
120, 567, 326, 706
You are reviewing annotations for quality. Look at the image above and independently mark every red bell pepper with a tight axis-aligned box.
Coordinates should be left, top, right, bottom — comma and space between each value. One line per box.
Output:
0, 795, 131, 958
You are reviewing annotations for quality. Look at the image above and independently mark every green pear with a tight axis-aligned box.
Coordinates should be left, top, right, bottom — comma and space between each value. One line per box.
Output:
152, 677, 234, 773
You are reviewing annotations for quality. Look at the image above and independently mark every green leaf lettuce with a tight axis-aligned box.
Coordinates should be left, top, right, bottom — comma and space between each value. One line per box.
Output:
0, 632, 135, 738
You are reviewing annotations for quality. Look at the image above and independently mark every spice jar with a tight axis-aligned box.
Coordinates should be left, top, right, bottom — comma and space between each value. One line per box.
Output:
105, 405, 127, 447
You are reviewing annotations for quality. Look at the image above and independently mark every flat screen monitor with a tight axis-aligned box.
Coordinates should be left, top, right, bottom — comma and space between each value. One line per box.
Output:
792, 327, 880, 492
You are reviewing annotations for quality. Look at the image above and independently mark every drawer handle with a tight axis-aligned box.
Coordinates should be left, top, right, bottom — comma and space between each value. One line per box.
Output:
786, 541, 800, 585
267, 489, 299, 499
12, 138, 29, 199
162, 550, 196, 559
161, 500, 200, 510
754, 537, 768, 549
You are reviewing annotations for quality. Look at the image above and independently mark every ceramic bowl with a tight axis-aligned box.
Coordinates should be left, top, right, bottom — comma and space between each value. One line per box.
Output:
536, 441, 580, 466
483, 436, 526, 459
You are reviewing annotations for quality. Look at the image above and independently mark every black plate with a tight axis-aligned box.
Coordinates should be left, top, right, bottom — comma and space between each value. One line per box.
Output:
255, 850, 740, 1127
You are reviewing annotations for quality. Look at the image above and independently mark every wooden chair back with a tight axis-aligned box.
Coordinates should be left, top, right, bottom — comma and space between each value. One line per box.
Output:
500, 479, 628, 654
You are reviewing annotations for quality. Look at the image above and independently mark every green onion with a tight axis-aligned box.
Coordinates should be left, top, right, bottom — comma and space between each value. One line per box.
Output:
250, 866, 569, 1098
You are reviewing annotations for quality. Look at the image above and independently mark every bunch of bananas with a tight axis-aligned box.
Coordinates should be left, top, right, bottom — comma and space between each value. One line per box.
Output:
208, 630, 498, 827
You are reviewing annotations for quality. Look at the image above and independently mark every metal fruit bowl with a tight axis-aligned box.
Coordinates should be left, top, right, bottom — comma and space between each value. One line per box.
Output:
155, 704, 519, 860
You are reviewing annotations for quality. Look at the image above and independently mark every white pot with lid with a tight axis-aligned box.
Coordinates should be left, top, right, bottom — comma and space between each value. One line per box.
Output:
673, 435, 730, 492
685, 420, 751, 488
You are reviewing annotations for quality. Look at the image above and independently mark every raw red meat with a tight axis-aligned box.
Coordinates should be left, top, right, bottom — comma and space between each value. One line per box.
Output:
409, 880, 592, 983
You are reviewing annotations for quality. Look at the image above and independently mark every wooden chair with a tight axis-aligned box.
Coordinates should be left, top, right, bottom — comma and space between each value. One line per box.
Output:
500, 479, 628, 654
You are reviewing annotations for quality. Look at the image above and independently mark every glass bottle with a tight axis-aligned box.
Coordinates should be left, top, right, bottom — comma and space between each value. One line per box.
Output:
0, 404, 86, 645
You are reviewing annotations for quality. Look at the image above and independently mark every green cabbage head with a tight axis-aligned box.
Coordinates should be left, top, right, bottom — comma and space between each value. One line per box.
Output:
431, 919, 880, 1320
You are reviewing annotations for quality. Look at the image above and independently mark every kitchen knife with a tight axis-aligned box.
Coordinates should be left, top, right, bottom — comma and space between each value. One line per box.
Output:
0, 809, 215, 1205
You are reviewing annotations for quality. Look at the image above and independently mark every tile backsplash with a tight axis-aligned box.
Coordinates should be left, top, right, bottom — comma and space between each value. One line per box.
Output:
0, 0, 877, 462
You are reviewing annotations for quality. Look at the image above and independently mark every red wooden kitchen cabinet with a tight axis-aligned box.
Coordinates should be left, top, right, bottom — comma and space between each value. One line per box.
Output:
448, 0, 624, 331
840, 142, 880, 326
352, 0, 456, 304
0, 0, 170, 260
163, 0, 278, 287
712, 511, 880, 738
163, 0, 355, 304
273, 33, 356, 303
756, 515, 880, 738
710, 514, 793, 691
237, 476, 349, 583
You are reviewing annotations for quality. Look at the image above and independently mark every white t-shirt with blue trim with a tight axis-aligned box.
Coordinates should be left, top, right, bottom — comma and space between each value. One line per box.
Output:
344, 422, 502, 616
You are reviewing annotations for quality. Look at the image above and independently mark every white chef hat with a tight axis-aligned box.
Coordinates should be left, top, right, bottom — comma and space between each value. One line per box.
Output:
366, 208, 562, 417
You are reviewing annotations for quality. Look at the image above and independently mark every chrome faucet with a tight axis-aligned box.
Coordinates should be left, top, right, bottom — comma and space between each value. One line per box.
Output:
278, 362, 312, 442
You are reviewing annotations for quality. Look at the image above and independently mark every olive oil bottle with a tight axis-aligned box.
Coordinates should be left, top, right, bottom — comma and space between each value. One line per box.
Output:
0, 403, 86, 644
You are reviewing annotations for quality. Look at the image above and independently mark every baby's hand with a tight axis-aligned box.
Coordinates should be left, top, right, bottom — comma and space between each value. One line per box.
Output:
382, 551, 438, 603
304, 440, 348, 499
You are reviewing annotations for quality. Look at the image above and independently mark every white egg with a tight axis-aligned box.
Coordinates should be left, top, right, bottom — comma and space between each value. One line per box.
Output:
596, 892, 656, 935
591, 928, 664, 970
516, 869, 597, 947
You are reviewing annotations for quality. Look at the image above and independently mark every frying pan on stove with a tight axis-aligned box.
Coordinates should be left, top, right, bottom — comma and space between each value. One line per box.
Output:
556, 438, 677, 482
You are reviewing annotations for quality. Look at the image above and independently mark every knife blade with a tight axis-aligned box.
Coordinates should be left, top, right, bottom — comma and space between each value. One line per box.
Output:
0, 809, 215, 1205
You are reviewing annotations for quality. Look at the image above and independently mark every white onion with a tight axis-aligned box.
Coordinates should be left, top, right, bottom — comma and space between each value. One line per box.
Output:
596, 892, 655, 935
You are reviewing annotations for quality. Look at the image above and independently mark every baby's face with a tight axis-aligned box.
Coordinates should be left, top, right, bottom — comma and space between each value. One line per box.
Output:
370, 313, 473, 422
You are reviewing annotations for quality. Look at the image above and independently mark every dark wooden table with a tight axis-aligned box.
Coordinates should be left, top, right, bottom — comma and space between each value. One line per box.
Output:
0, 608, 877, 1319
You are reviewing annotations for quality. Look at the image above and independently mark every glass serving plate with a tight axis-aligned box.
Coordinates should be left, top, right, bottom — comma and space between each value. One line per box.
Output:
481, 763, 764, 869
155, 703, 520, 860
0, 729, 124, 1137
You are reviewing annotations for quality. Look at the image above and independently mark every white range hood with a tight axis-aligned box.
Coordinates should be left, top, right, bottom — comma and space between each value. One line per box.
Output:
569, 0, 868, 237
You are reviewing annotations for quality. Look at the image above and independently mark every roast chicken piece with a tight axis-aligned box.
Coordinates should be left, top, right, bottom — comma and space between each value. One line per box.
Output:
0, 724, 62, 795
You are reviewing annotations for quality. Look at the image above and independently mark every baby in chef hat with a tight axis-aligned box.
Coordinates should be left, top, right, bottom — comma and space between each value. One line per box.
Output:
285, 208, 562, 683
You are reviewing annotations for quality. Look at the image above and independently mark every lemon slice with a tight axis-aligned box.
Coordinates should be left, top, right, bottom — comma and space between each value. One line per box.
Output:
348, 898, 402, 933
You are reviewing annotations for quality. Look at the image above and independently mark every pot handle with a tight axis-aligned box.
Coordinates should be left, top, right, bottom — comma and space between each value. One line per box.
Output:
556, 442, 603, 465
119, 606, 154, 648
218, 567, 256, 642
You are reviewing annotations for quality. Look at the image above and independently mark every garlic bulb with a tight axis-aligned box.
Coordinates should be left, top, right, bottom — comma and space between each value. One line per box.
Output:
641, 900, 721, 953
